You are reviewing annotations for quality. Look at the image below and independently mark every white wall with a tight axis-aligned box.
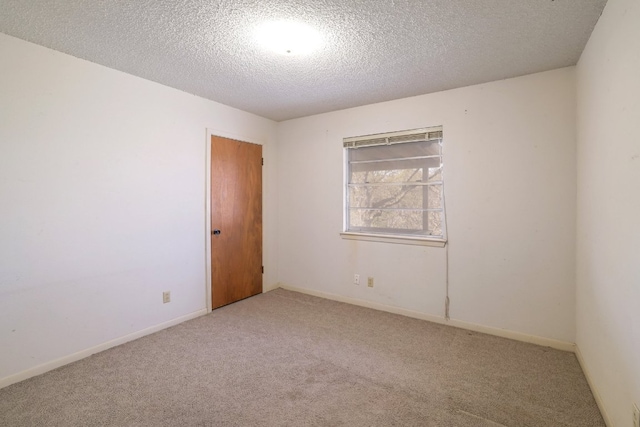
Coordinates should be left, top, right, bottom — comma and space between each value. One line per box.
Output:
277, 68, 577, 344
0, 33, 278, 385
576, 0, 640, 424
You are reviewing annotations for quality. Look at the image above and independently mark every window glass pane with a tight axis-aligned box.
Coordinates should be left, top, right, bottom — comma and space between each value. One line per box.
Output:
427, 185, 442, 209
349, 184, 426, 210
350, 168, 423, 184
426, 166, 442, 183
427, 211, 442, 236
348, 209, 442, 236
349, 209, 425, 232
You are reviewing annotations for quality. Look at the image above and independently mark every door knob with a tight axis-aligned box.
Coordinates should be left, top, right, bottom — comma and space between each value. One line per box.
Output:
212, 229, 221, 235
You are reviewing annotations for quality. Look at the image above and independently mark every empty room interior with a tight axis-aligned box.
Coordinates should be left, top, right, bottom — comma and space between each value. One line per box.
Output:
0, 0, 638, 426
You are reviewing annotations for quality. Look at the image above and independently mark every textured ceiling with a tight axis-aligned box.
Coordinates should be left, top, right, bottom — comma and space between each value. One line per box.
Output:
0, 0, 607, 121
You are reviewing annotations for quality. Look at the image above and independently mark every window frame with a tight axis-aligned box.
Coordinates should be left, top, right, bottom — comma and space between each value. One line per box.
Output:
341, 126, 446, 247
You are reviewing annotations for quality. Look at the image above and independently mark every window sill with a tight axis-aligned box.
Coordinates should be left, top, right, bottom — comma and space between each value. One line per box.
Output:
340, 232, 446, 247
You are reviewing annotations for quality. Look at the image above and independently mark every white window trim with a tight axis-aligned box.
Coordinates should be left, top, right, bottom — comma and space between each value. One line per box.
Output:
340, 231, 446, 247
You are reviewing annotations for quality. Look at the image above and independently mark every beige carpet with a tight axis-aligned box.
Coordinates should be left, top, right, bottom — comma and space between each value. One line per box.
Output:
0, 288, 604, 426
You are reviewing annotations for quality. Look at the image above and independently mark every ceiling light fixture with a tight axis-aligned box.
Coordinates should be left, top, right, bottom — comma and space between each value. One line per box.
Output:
255, 21, 322, 55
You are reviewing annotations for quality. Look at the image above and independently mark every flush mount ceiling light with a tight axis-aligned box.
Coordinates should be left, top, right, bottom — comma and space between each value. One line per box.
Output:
255, 21, 322, 55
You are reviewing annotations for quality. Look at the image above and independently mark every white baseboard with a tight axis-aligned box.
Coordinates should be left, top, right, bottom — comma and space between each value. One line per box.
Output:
575, 345, 613, 427
0, 308, 208, 390
278, 284, 575, 352
263, 282, 280, 293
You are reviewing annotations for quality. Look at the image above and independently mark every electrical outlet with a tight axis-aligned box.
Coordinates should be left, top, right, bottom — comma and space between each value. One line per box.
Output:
633, 403, 639, 427
163, 291, 171, 304
354, 274, 360, 285
367, 277, 374, 287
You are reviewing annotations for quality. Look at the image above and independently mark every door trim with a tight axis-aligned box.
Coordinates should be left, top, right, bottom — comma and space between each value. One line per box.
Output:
205, 128, 264, 313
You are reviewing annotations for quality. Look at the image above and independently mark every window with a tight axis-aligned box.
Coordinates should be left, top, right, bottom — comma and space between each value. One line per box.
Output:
342, 126, 446, 245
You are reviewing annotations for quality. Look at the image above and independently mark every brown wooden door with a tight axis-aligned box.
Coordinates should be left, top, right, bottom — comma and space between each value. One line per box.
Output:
210, 135, 262, 309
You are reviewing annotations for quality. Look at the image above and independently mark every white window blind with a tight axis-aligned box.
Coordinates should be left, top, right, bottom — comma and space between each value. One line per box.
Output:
344, 126, 445, 240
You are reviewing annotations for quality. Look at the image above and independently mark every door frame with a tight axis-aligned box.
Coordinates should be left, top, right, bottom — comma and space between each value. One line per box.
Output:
205, 128, 264, 313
